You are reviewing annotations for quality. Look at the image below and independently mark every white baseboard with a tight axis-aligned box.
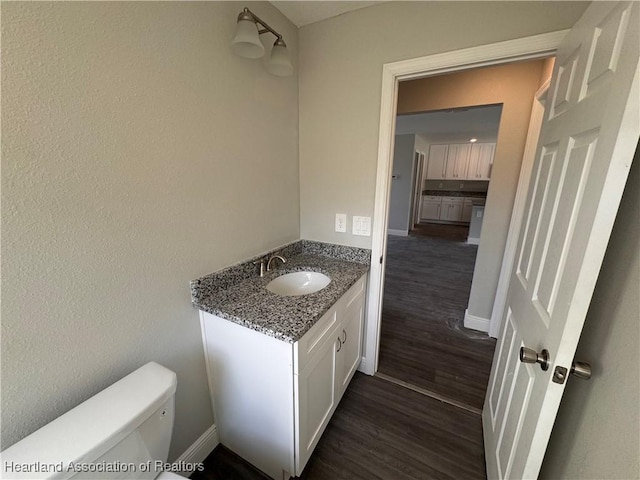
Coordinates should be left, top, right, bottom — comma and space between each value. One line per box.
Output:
464, 309, 490, 333
467, 237, 481, 245
388, 229, 409, 237
174, 424, 219, 476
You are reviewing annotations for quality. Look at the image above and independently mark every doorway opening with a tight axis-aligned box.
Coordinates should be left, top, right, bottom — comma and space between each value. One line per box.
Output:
375, 56, 555, 411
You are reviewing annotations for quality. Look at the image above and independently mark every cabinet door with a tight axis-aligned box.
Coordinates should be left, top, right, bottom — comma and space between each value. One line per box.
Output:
336, 289, 365, 400
420, 196, 442, 221
467, 143, 495, 180
476, 143, 495, 180
445, 144, 471, 179
441, 197, 463, 221
295, 330, 340, 474
426, 144, 448, 179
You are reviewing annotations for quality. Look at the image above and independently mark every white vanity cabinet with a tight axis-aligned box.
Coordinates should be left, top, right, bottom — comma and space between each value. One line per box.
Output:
200, 274, 367, 480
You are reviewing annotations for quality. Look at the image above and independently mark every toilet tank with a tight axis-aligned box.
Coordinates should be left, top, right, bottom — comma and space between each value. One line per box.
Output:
1, 362, 178, 479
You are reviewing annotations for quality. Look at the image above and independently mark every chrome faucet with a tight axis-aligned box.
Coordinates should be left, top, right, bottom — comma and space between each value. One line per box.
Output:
267, 254, 287, 272
253, 254, 287, 277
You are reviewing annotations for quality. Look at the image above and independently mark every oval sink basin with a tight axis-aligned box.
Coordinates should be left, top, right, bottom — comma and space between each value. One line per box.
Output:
266, 271, 331, 296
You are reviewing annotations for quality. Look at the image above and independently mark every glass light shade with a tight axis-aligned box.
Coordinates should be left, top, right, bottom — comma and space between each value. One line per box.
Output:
231, 19, 265, 59
267, 43, 293, 77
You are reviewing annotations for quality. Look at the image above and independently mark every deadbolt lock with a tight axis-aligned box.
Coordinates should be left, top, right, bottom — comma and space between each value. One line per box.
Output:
553, 361, 592, 384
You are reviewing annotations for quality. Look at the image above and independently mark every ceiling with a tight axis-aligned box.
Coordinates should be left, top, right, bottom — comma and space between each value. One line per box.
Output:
271, 1, 383, 27
395, 105, 503, 139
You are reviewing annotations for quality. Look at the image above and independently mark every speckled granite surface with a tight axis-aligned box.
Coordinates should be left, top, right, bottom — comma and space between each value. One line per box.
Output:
191, 241, 370, 343
422, 190, 487, 197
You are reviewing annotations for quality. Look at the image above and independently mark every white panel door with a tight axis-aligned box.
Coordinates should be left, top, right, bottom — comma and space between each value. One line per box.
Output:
483, 3, 639, 479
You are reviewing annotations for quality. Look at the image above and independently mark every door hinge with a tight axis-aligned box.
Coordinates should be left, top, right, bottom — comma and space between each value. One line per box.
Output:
380, 255, 383, 264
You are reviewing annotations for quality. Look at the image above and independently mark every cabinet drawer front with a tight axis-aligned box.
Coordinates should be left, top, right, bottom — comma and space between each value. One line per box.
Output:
441, 196, 464, 205
294, 309, 339, 374
423, 195, 442, 203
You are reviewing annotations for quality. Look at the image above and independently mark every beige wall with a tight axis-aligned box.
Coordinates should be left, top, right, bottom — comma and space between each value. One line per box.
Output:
1, 1, 299, 459
540, 145, 640, 480
298, 1, 589, 249
398, 60, 546, 320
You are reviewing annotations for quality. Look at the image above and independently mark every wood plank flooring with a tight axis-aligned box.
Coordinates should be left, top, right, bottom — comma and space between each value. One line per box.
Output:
191, 373, 486, 480
378, 224, 496, 410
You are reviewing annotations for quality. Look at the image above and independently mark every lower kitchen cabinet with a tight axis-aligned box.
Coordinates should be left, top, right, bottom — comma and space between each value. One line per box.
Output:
420, 195, 485, 224
420, 195, 442, 221
440, 197, 463, 221
200, 274, 367, 480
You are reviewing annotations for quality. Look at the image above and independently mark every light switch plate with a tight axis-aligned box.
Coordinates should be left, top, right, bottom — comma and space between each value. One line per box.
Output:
352, 216, 371, 236
335, 213, 347, 233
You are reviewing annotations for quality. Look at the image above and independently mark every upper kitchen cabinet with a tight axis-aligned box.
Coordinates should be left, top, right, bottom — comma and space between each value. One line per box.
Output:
425, 142, 495, 180
445, 144, 471, 180
425, 144, 448, 180
467, 143, 495, 180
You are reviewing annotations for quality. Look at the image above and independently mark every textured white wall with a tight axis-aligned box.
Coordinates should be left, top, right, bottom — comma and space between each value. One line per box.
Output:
1, 1, 299, 459
298, 1, 589, 248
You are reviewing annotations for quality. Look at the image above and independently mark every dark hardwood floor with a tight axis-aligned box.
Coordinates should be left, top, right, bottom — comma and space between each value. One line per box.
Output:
191, 373, 486, 480
377, 223, 497, 410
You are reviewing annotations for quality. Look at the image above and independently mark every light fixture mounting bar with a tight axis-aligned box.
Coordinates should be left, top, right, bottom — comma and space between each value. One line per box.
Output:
240, 7, 285, 44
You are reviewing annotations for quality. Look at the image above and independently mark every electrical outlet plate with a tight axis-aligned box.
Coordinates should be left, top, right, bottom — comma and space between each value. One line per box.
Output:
335, 213, 347, 233
352, 216, 371, 236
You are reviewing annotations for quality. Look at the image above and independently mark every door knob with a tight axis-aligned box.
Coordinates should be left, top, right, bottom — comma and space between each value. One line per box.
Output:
570, 361, 592, 380
519, 346, 550, 371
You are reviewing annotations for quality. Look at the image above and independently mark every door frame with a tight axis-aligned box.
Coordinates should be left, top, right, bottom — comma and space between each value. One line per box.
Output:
360, 30, 568, 376
410, 151, 425, 229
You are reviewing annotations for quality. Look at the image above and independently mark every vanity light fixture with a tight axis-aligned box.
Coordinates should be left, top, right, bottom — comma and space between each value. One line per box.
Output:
231, 7, 293, 77
470, 138, 478, 143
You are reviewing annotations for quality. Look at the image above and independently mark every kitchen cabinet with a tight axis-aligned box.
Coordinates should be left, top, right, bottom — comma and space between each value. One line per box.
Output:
440, 196, 464, 221
425, 144, 448, 180
200, 274, 367, 480
467, 143, 495, 180
425, 142, 495, 180
445, 144, 471, 179
420, 195, 442, 221
420, 196, 485, 224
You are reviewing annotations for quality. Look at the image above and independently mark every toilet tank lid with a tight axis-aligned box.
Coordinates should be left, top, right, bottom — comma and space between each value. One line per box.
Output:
1, 362, 177, 475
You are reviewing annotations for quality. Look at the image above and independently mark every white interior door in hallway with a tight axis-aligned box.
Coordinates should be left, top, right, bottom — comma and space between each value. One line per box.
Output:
483, 2, 639, 479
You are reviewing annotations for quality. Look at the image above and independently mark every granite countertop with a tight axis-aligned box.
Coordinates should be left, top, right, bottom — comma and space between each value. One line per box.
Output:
191, 240, 370, 344
422, 190, 487, 197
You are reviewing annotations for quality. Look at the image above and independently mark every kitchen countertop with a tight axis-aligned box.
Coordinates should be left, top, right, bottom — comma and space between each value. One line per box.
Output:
422, 190, 487, 197
191, 241, 370, 343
